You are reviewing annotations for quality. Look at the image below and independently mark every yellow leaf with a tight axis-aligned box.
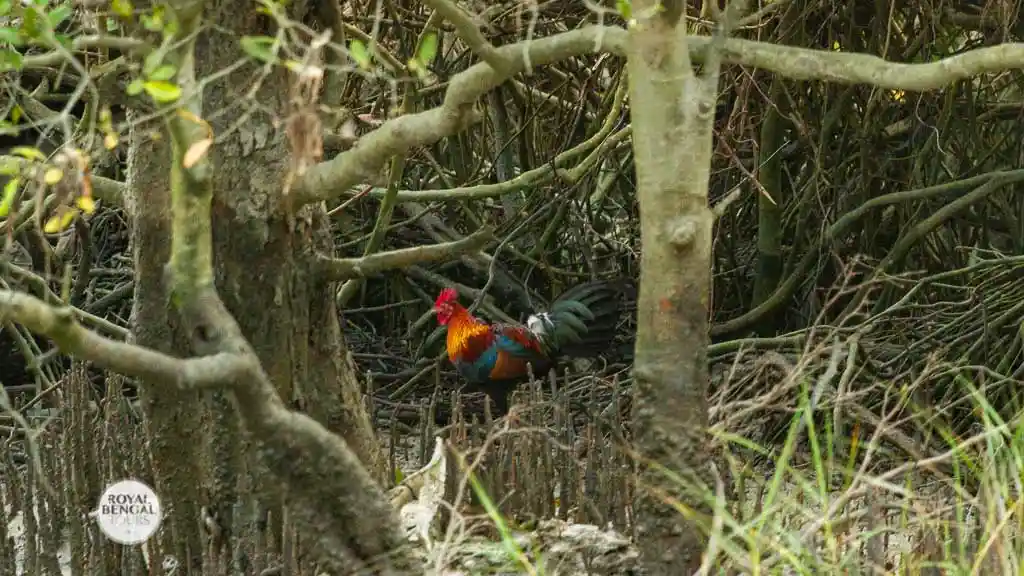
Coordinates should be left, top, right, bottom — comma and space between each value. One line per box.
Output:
76, 195, 96, 214
111, 0, 133, 18
44, 167, 63, 185
174, 109, 213, 137
104, 132, 119, 150
183, 138, 212, 168
0, 177, 19, 218
142, 80, 181, 103
43, 208, 78, 234
11, 146, 47, 161
175, 109, 202, 124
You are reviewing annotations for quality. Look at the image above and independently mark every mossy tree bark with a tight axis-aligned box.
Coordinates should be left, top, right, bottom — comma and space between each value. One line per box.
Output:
125, 118, 206, 573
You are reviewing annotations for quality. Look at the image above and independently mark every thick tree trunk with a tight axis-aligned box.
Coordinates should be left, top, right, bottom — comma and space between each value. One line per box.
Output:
626, 1, 720, 572
126, 0, 388, 570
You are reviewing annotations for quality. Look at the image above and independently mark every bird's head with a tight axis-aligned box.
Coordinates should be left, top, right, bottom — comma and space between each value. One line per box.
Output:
434, 288, 459, 325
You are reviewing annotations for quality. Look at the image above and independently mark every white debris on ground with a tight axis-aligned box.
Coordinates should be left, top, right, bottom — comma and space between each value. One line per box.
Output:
4, 430, 1006, 575
7, 508, 72, 576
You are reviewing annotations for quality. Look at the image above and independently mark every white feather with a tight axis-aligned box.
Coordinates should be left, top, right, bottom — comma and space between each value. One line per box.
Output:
527, 312, 552, 337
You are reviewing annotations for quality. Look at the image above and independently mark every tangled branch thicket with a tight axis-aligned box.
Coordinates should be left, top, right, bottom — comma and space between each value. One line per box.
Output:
1, 0, 1023, 573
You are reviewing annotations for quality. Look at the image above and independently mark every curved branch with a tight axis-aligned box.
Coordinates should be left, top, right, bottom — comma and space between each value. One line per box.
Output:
292, 26, 627, 207
294, 24, 1024, 208
0, 289, 240, 388
707, 36, 1024, 91
316, 226, 495, 282
0, 285, 420, 572
423, 0, 511, 73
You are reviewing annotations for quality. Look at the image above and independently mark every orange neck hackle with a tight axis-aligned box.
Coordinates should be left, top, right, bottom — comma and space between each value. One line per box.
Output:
435, 288, 489, 360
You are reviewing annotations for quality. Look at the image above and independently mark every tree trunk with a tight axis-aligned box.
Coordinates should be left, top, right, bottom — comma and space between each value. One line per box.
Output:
127, 0, 388, 570
126, 114, 206, 574
626, 1, 720, 572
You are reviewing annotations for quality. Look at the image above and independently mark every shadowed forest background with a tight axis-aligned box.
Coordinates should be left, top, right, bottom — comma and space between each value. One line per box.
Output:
1, 0, 1024, 574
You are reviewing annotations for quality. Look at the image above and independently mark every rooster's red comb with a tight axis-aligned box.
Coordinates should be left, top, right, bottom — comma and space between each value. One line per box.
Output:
435, 287, 458, 308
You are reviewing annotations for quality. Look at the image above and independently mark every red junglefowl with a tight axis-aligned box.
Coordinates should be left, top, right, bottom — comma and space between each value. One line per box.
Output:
434, 280, 629, 415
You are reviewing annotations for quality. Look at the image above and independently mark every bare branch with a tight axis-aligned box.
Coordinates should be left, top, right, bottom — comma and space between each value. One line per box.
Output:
421, 0, 511, 73
292, 26, 626, 207
315, 226, 495, 282
20, 35, 152, 69
0, 289, 243, 388
701, 35, 1024, 91
294, 25, 1024, 208
701, 0, 748, 87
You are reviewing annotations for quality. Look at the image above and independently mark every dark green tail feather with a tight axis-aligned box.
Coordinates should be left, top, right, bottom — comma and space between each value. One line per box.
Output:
530, 279, 633, 358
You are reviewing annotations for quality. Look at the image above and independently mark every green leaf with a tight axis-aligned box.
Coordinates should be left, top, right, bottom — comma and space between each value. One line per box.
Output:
142, 48, 164, 76
615, 0, 631, 20
110, 0, 133, 19
0, 27, 23, 46
47, 4, 73, 29
140, 13, 161, 31
142, 80, 181, 103
239, 35, 276, 63
349, 39, 371, 70
148, 64, 176, 81
21, 9, 41, 38
0, 0, 11, 16
126, 78, 144, 96
141, 4, 165, 30
11, 146, 46, 161
394, 466, 404, 484
0, 177, 19, 218
416, 31, 438, 67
